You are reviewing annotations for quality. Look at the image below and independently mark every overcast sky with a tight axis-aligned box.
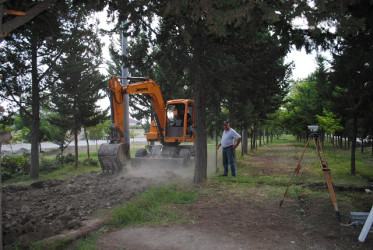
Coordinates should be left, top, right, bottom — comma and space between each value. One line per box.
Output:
285, 48, 326, 80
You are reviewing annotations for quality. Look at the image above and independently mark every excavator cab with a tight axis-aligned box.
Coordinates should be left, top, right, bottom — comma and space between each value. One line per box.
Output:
164, 101, 195, 142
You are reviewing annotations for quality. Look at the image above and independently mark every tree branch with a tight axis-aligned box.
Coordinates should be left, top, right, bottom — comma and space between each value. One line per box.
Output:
2, 0, 57, 36
0, 92, 31, 118
37, 49, 63, 83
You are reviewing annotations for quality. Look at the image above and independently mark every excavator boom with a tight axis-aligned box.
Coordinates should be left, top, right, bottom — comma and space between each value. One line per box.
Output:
108, 76, 166, 142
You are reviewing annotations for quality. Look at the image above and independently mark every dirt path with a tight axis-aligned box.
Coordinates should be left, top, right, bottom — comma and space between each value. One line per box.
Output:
2, 143, 372, 249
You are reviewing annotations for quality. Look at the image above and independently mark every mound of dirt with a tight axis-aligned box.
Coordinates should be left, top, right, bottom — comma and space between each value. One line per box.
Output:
1, 171, 167, 247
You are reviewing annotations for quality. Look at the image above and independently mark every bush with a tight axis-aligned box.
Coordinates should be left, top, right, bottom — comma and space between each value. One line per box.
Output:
1, 155, 30, 180
56, 153, 75, 165
1, 169, 12, 181
81, 158, 98, 167
40, 153, 77, 173
40, 157, 63, 173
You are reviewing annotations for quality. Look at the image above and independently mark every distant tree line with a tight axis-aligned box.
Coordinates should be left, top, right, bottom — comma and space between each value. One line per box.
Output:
280, 1, 373, 175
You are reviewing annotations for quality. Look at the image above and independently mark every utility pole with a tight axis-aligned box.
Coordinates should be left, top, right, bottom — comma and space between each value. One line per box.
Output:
121, 21, 130, 159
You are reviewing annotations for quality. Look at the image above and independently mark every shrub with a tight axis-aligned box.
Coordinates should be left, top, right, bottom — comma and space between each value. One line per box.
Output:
81, 158, 98, 167
40, 153, 77, 173
40, 157, 63, 173
1, 155, 30, 180
56, 153, 75, 164
1, 169, 12, 181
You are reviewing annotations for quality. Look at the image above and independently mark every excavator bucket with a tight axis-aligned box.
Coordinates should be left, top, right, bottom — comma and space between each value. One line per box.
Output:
98, 143, 128, 173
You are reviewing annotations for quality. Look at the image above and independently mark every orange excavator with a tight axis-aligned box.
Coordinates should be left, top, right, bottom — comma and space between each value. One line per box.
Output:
98, 76, 195, 173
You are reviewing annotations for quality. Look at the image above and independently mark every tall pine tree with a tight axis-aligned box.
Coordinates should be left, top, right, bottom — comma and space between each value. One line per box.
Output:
49, 24, 105, 168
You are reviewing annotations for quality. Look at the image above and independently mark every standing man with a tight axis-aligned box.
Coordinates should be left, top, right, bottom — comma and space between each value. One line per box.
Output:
217, 121, 241, 177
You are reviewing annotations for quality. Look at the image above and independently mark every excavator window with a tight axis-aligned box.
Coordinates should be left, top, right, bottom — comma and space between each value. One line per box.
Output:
167, 104, 185, 127
166, 104, 185, 137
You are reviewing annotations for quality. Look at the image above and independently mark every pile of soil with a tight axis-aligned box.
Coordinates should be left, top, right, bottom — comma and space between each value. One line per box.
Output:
2, 171, 167, 247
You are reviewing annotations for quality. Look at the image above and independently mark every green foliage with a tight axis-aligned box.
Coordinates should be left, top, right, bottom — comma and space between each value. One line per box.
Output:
129, 129, 139, 141
316, 109, 343, 135
55, 153, 75, 165
1, 155, 30, 180
1, 153, 94, 181
47, 113, 74, 153
3, 152, 101, 184
28, 238, 72, 250
0, 106, 13, 133
86, 120, 111, 141
0, 127, 12, 135
10, 112, 54, 144
81, 158, 98, 167
282, 56, 332, 136
39, 157, 63, 174
48, 23, 106, 167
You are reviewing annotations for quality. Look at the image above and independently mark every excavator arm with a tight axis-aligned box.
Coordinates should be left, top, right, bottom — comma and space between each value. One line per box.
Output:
108, 76, 166, 143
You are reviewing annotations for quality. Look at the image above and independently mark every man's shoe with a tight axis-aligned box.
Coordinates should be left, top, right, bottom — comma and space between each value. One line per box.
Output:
231, 175, 236, 177
219, 174, 228, 177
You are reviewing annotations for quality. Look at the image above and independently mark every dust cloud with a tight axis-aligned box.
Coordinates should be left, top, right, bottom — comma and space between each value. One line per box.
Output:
123, 161, 195, 184
122, 150, 221, 183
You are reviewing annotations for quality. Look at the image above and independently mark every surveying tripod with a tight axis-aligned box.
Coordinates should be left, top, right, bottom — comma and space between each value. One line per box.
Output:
279, 132, 341, 221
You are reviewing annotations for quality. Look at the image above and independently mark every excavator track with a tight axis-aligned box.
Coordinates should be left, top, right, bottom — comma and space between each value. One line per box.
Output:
131, 145, 194, 168
131, 157, 187, 168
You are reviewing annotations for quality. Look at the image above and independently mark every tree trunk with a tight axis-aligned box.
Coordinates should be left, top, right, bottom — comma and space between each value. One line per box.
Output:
266, 128, 269, 145
344, 134, 346, 149
253, 125, 257, 150
339, 134, 342, 148
253, 130, 255, 149
351, 114, 358, 175
215, 128, 219, 173
250, 130, 253, 151
29, 36, 40, 179
271, 131, 273, 142
74, 115, 79, 169
0, 140, 2, 249
0, 132, 12, 250
361, 135, 364, 154
242, 125, 248, 155
193, 76, 207, 183
259, 130, 262, 146
192, 38, 207, 184
60, 143, 64, 156
84, 127, 90, 159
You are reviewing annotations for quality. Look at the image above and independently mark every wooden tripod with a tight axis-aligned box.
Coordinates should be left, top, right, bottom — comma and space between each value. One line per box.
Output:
279, 133, 340, 221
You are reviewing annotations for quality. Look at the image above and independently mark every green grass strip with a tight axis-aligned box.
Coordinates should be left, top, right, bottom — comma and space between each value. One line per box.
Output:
109, 185, 197, 227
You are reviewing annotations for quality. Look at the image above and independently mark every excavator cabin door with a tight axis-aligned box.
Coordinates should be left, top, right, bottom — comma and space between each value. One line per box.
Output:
164, 100, 195, 142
